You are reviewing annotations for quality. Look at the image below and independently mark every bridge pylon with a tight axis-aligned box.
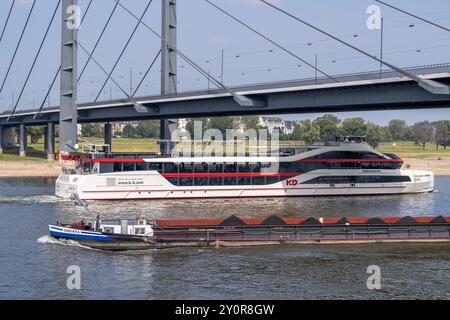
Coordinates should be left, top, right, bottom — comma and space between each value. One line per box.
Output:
160, 0, 178, 155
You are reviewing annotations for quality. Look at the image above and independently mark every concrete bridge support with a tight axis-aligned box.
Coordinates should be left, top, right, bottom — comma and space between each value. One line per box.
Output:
0, 127, 16, 154
46, 122, 55, 161
19, 124, 27, 157
104, 123, 112, 151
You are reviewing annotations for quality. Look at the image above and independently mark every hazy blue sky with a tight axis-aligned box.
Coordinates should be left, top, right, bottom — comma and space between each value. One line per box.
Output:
0, 0, 449, 125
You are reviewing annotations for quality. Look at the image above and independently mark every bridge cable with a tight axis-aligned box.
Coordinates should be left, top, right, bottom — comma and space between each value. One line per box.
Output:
8, 0, 62, 120
258, 0, 450, 95
0, 0, 15, 44
114, 0, 258, 107
94, 0, 154, 102
376, 0, 450, 33
0, 0, 37, 96
78, 41, 140, 106
78, 0, 120, 82
205, 0, 338, 83
132, 49, 161, 97
34, 0, 94, 120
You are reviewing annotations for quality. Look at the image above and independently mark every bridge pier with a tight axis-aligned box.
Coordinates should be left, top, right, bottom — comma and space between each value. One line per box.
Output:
0, 127, 16, 154
19, 124, 27, 158
46, 122, 55, 161
104, 123, 112, 151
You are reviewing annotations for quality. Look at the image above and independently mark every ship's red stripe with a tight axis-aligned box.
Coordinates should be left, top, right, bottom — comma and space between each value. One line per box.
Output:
161, 172, 301, 178
73, 158, 403, 164
79, 158, 146, 163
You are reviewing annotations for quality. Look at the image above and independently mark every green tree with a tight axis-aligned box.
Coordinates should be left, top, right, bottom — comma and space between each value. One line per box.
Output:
122, 124, 137, 138
29, 126, 45, 144
300, 120, 321, 145
81, 123, 103, 138
434, 121, 450, 149
341, 118, 367, 137
314, 114, 340, 139
379, 126, 391, 142
185, 118, 210, 137
412, 121, 434, 149
388, 119, 407, 141
366, 123, 383, 148
209, 116, 237, 136
291, 122, 303, 141
134, 120, 160, 138
240, 116, 261, 131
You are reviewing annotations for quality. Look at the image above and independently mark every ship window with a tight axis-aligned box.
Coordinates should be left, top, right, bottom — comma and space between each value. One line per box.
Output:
164, 163, 178, 173
179, 163, 193, 173
180, 177, 193, 186
238, 163, 251, 173
103, 227, 114, 234
253, 177, 266, 185
357, 176, 411, 183
209, 163, 223, 173
136, 163, 146, 171
113, 162, 123, 172
303, 176, 411, 184
224, 163, 237, 173
224, 176, 237, 185
251, 163, 262, 173
266, 176, 280, 185
135, 228, 145, 235
360, 152, 383, 159
209, 177, 223, 186
238, 177, 252, 185
100, 163, 114, 174
194, 177, 208, 186
310, 151, 384, 160
194, 163, 208, 173
123, 163, 136, 172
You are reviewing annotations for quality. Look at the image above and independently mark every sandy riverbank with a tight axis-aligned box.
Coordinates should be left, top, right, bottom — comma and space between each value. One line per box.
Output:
402, 158, 450, 176
0, 161, 61, 178
0, 158, 449, 178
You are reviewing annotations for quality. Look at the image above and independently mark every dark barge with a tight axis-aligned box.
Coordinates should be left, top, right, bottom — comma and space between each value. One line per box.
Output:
49, 215, 450, 251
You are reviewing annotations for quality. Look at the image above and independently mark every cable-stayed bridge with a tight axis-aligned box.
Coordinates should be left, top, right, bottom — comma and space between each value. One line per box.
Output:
0, 0, 449, 159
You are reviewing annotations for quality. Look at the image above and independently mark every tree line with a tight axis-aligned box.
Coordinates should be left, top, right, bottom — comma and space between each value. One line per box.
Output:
289, 116, 450, 149
79, 115, 450, 150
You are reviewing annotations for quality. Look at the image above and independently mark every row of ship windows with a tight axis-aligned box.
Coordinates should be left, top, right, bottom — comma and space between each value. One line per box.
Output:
164, 175, 411, 187
103, 161, 401, 174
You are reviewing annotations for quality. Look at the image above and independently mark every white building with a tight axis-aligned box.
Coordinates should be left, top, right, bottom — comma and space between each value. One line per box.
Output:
258, 117, 296, 135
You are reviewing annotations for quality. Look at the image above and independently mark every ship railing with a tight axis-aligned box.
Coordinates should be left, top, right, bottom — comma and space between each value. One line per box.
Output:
153, 223, 450, 242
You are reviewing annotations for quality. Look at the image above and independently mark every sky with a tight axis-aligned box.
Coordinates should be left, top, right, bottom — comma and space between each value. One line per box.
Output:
0, 0, 449, 125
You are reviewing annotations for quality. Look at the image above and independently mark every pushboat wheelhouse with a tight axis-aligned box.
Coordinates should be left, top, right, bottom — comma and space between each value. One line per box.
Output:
56, 138, 434, 201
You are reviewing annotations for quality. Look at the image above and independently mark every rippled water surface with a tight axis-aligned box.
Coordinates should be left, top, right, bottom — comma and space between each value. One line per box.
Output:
0, 177, 450, 299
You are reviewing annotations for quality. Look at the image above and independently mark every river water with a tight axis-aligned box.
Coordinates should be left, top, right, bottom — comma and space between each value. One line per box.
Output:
0, 177, 449, 300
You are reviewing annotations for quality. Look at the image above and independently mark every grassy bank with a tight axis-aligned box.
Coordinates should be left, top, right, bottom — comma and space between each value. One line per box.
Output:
377, 141, 450, 159
1, 138, 449, 161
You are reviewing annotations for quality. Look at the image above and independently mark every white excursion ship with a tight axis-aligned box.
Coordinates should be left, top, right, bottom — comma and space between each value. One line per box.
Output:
55, 137, 434, 201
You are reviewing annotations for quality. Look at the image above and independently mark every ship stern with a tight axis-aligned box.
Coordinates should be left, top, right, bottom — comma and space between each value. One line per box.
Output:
55, 173, 82, 199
